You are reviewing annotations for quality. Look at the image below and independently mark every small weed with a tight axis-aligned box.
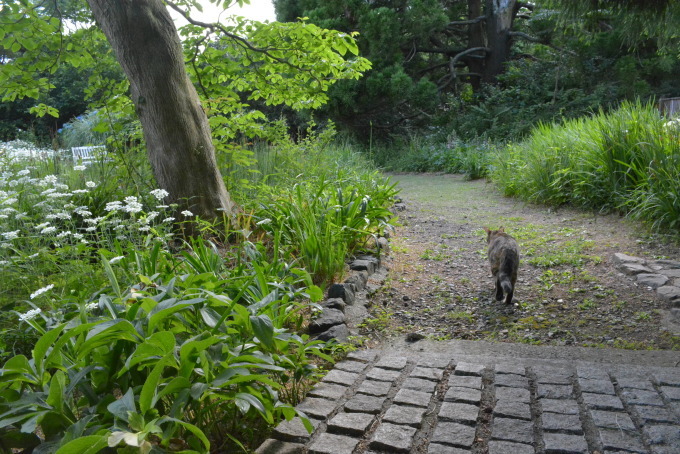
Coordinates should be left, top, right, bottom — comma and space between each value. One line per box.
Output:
612, 300, 627, 310
634, 311, 651, 321
459, 277, 471, 285
578, 299, 597, 310
421, 248, 447, 261
446, 311, 476, 322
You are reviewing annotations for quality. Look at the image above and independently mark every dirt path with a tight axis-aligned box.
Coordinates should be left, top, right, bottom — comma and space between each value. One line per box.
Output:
362, 173, 680, 350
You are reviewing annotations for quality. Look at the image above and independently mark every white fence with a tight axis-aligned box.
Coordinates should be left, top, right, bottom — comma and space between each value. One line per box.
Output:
71, 146, 107, 164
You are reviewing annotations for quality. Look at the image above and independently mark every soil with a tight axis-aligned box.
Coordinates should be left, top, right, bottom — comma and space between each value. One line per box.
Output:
362, 173, 680, 350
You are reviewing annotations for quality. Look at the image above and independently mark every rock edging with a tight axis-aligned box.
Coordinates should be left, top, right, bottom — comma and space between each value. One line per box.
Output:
612, 252, 680, 312
309, 250, 388, 343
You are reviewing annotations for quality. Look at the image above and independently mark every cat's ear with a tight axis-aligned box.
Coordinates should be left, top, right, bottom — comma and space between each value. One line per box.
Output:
499, 226, 505, 232
483, 227, 490, 233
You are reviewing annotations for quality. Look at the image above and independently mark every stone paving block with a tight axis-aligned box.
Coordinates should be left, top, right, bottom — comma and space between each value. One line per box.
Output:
454, 362, 485, 376
649, 447, 680, 454
403, 377, 438, 393
621, 388, 664, 406
576, 366, 610, 381
582, 393, 624, 411
272, 416, 320, 442
578, 378, 615, 395
653, 371, 680, 386
369, 422, 417, 453
615, 375, 655, 391
542, 412, 583, 434
495, 363, 526, 376
366, 367, 402, 382
632, 404, 678, 424
537, 383, 573, 399
375, 356, 408, 370
347, 350, 378, 362
493, 400, 531, 420
393, 388, 432, 407
308, 382, 348, 400
255, 439, 305, 454
327, 412, 375, 436
431, 421, 477, 448
297, 398, 338, 419
448, 374, 482, 390
410, 366, 445, 381
543, 432, 588, 454
417, 356, 452, 369
541, 398, 580, 415
438, 402, 480, 425
488, 440, 534, 454
534, 367, 573, 384
589, 410, 636, 431
427, 442, 468, 454
383, 404, 427, 427
357, 379, 391, 397
598, 428, 647, 453
344, 395, 385, 414
334, 360, 368, 373
445, 386, 482, 404
322, 369, 360, 386
491, 417, 534, 444
496, 386, 531, 403
494, 373, 529, 388
643, 424, 680, 446
660, 385, 680, 401
308, 432, 359, 454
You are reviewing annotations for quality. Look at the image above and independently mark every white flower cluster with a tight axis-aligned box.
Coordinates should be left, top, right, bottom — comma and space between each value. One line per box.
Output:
18, 308, 42, 321
30, 284, 54, 299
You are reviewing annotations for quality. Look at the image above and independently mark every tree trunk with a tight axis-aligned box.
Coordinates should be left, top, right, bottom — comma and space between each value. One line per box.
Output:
483, 0, 517, 82
467, 0, 486, 90
86, 0, 237, 223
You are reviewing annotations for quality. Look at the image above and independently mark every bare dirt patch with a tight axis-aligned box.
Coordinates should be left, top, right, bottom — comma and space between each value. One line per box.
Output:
362, 173, 680, 350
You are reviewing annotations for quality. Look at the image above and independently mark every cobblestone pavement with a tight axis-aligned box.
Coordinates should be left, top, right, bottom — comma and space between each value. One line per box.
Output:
257, 347, 680, 454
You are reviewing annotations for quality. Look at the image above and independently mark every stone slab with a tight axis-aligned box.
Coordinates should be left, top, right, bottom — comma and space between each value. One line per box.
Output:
582, 393, 624, 411
491, 417, 534, 444
410, 366, 444, 381
537, 383, 573, 400
543, 432, 588, 454
620, 388, 664, 407
334, 360, 368, 373
383, 404, 427, 427
542, 412, 583, 435
636, 273, 669, 289
643, 424, 680, 446
309, 308, 345, 334
495, 373, 529, 388
297, 398, 338, 419
344, 395, 385, 414
493, 400, 532, 420
427, 443, 468, 454
393, 388, 432, 407
357, 379, 391, 397
255, 439, 305, 454
488, 440, 534, 454
541, 398, 580, 415
403, 377, 438, 393
578, 378, 615, 395
308, 432, 359, 454
660, 385, 680, 401
632, 404, 678, 424
322, 369, 359, 386
369, 422, 417, 453
438, 402, 480, 425
308, 382, 348, 400
448, 374, 482, 390
454, 362, 485, 376
589, 410, 636, 431
327, 412, 375, 436
272, 417, 320, 442
366, 367, 402, 382
496, 386, 531, 403
445, 386, 482, 404
375, 356, 408, 370
598, 428, 646, 453
314, 324, 350, 343
431, 421, 477, 448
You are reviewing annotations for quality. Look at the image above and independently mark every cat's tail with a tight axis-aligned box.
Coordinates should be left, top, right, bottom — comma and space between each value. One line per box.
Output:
500, 275, 514, 305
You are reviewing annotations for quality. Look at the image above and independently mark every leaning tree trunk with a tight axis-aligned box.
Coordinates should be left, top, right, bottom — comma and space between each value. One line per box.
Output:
87, 0, 237, 223
483, 0, 517, 82
467, 0, 487, 90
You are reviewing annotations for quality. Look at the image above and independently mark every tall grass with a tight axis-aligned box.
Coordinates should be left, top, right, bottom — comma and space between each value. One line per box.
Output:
492, 101, 680, 232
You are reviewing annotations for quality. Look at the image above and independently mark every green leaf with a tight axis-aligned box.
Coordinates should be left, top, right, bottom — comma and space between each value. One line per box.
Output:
107, 388, 136, 422
139, 352, 174, 414
55, 434, 109, 454
33, 324, 66, 373
46, 370, 66, 414
250, 314, 275, 350
100, 253, 122, 299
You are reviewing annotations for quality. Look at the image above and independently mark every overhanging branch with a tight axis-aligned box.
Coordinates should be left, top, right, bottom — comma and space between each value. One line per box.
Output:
509, 31, 578, 56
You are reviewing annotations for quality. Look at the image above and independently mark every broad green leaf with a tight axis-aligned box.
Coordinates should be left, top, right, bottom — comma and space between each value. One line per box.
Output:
107, 388, 136, 422
250, 314, 275, 350
56, 434, 109, 454
46, 370, 66, 414
33, 324, 66, 373
139, 352, 174, 414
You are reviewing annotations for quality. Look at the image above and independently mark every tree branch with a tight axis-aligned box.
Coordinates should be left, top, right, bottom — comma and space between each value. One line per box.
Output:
509, 31, 578, 56
437, 47, 490, 91
447, 15, 486, 28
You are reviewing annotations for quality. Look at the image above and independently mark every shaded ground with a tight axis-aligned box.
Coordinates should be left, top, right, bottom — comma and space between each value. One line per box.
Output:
362, 173, 680, 350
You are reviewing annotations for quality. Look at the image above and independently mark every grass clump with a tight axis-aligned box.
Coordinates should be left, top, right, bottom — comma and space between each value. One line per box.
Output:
492, 100, 680, 233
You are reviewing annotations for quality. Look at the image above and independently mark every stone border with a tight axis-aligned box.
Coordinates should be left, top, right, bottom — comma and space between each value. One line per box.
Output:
308, 238, 390, 343
612, 252, 680, 317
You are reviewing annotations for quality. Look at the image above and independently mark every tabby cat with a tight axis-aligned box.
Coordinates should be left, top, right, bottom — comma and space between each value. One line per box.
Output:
484, 227, 519, 305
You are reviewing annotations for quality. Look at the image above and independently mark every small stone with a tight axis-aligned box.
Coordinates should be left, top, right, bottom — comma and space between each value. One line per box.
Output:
578, 378, 615, 395
496, 387, 531, 403
403, 377, 438, 393
449, 375, 483, 390
327, 412, 374, 436
454, 362, 486, 376
344, 395, 385, 414
255, 439, 305, 454
410, 366, 444, 381
445, 386, 482, 404
491, 417, 533, 444
393, 388, 432, 407
313, 324, 350, 342
321, 298, 346, 311
495, 363, 526, 376
541, 399, 580, 415
438, 402, 480, 425
612, 253, 645, 265
589, 410, 636, 431
493, 400, 531, 420
344, 272, 368, 291
542, 412, 583, 434
653, 371, 680, 386
322, 369, 359, 386
660, 385, 680, 401
495, 373, 529, 388
431, 421, 477, 448
618, 262, 654, 275
309, 382, 348, 400
327, 283, 355, 304
636, 273, 669, 289
335, 360, 367, 373
537, 383, 573, 400
357, 379, 391, 397
375, 356, 409, 370
350, 259, 376, 274
272, 417, 320, 442
488, 440, 534, 454
656, 285, 680, 303
346, 350, 378, 362
632, 404, 678, 424
615, 374, 655, 390
643, 424, 680, 446
598, 428, 646, 453
427, 443, 468, 454
534, 368, 573, 384
366, 367, 402, 382
309, 308, 345, 334
620, 388, 664, 407
543, 432, 588, 454
659, 269, 680, 278
576, 366, 610, 381
582, 393, 624, 411
308, 432, 359, 454
383, 405, 426, 427
369, 422, 417, 453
